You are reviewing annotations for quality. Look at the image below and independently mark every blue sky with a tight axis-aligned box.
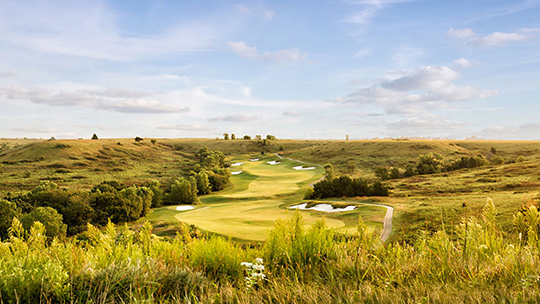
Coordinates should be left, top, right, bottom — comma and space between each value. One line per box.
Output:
0, 0, 539, 139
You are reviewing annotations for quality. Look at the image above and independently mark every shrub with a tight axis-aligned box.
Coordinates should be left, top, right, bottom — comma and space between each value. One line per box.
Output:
91, 133, 98, 140
20, 207, 67, 238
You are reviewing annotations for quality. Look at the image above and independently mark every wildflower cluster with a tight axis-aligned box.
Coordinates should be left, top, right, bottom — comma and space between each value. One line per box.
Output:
241, 258, 266, 290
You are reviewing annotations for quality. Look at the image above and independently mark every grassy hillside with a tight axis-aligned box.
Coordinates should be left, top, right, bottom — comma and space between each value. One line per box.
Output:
2, 138, 540, 243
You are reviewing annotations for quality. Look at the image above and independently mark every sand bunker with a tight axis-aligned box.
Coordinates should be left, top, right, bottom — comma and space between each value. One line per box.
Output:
267, 161, 281, 165
292, 165, 316, 170
231, 162, 244, 167
250, 158, 260, 161
289, 203, 356, 212
176, 206, 195, 211
231, 171, 243, 175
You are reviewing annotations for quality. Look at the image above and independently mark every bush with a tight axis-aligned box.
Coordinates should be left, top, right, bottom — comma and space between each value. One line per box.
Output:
0, 199, 20, 239
167, 177, 198, 205
20, 207, 67, 238
91, 133, 98, 140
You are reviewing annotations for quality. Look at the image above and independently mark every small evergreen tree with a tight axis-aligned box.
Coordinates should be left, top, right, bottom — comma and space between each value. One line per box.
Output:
91, 133, 99, 140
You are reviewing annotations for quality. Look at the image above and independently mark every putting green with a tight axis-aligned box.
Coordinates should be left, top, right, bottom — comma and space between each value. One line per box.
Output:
151, 157, 387, 241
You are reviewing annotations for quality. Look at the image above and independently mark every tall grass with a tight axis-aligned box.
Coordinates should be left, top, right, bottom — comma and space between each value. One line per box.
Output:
1, 199, 540, 303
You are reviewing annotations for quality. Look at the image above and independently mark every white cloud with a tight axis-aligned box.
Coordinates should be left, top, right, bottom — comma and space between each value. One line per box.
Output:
344, 0, 411, 25
353, 48, 371, 58
0, 0, 226, 61
263, 10, 275, 21
476, 123, 540, 139
235, 4, 251, 14
453, 58, 473, 68
227, 41, 259, 58
208, 114, 260, 122
240, 86, 252, 98
156, 124, 214, 131
334, 66, 497, 115
0, 70, 19, 78
0, 86, 189, 114
448, 27, 540, 47
12, 126, 57, 133
386, 115, 469, 136
470, 28, 540, 46
447, 27, 476, 38
282, 110, 303, 116
227, 41, 308, 62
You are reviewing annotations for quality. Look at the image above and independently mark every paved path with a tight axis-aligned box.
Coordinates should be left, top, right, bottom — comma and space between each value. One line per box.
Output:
275, 153, 394, 242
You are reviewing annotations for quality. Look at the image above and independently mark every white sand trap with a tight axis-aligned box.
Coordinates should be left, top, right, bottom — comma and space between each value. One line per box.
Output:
231, 171, 243, 175
292, 166, 316, 170
176, 206, 195, 211
231, 162, 244, 167
249, 158, 260, 161
289, 203, 356, 213
267, 161, 281, 165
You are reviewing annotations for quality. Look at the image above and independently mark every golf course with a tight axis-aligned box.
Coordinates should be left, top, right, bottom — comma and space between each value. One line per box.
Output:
146, 154, 389, 241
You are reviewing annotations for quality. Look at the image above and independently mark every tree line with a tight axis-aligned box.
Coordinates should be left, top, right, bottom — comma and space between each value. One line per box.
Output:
0, 147, 231, 238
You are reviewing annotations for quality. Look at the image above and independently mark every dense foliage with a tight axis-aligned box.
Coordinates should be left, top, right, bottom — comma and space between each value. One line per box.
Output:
308, 176, 389, 199
1, 202, 540, 303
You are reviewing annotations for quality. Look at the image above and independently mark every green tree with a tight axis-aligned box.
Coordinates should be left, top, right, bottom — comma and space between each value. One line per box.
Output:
91, 133, 98, 140
255, 135, 262, 141
135, 136, 143, 142
223, 133, 229, 140
151, 139, 157, 145
231, 134, 236, 140
20, 207, 67, 238
147, 180, 163, 207
374, 167, 389, 180
390, 167, 401, 179
324, 163, 335, 180
0, 199, 20, 239
416, 152, 444, 175
194, 171, 212, 195
266, 135, 277, 140
490, 147, 497, 155
168, 177, 198, 205
243, 135, 251, 140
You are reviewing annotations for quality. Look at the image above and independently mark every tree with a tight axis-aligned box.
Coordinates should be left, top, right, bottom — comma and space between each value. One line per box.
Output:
20, 207, 67, 238
0, 199, 20, 239
371, 181, 389, 196
223, 133, 229, 140
135, 137, 143, 142
266, 135, 276, 140
490, 147, 497, 155
324, 163, 335, 180
168, 177, 198, 205
92, 133, 99, 140
416, 152, 444, 175
346, 135, 349, 140
151, 139, 157, 145
147, 180, 163, 207
390, 167, 401, 179
231, 134, 236, 140
374, 167, 389, 180
194, 171, 212, 195
255, 135, 262, 141
243, 135, 251, 140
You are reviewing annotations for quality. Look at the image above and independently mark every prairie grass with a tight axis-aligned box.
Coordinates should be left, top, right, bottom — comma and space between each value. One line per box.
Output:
1, 200, 540, 303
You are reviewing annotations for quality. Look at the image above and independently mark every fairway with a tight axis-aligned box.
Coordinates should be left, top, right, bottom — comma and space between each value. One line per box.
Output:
151, 156, 388, 241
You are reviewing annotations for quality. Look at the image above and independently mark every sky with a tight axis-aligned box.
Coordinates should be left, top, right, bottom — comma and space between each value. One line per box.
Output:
0, 0, 539, 140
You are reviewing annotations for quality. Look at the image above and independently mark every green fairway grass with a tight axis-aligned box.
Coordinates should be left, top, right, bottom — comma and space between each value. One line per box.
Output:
151, 156, 385, 241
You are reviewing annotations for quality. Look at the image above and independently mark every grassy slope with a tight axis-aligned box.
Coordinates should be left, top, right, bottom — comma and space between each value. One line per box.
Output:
2, 138, 540, 242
